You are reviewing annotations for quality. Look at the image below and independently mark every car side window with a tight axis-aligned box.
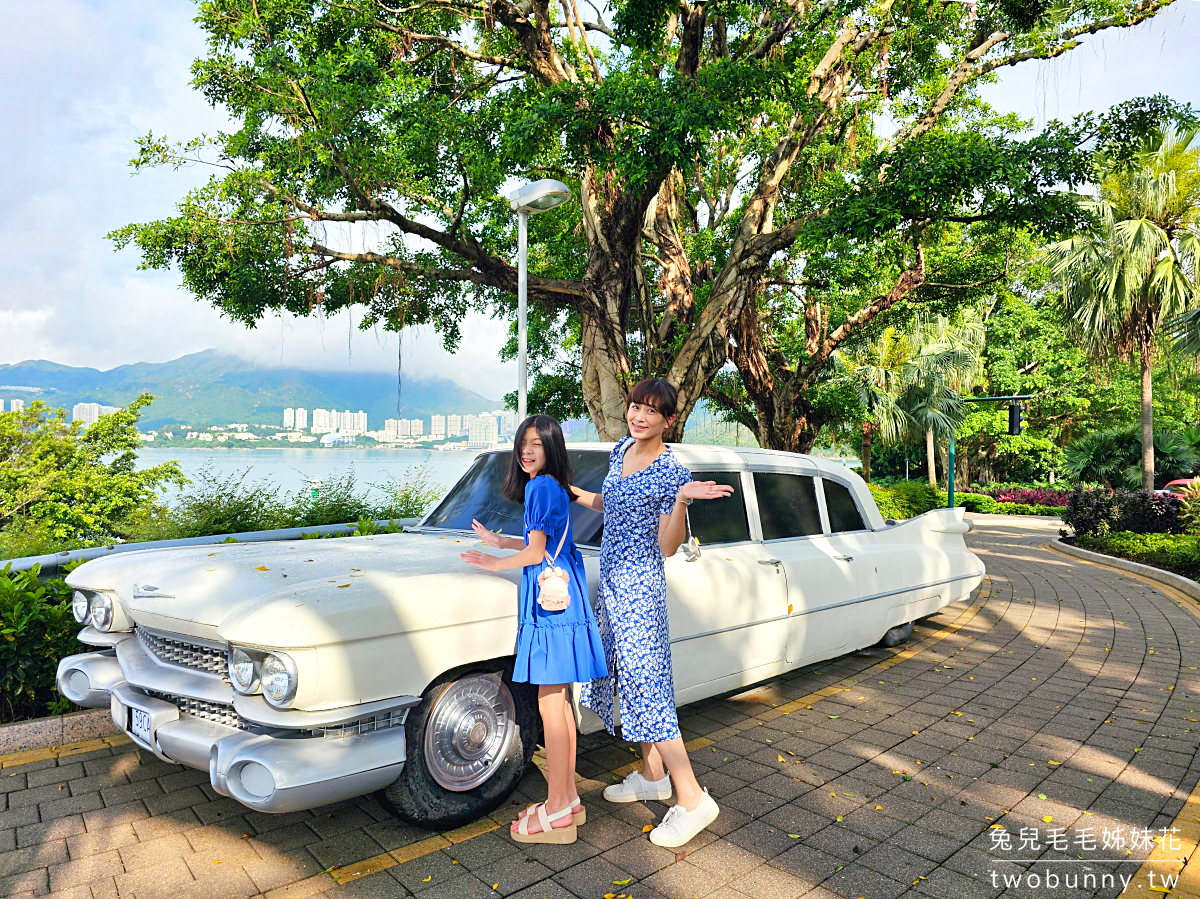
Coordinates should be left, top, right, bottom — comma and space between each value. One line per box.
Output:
754, 473, 823, 540
823, 479, 867, 532
684, 471, 750, 544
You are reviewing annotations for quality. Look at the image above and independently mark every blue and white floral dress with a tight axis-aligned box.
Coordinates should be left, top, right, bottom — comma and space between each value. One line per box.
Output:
513, 476, 608, 686
581, 438, 691, 743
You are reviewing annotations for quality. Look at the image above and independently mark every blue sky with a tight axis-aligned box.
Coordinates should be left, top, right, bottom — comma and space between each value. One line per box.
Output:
0, 0, 1196, 387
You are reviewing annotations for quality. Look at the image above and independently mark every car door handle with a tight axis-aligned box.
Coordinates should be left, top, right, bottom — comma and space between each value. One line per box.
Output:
834, 555, 854, 562
758, 559, 783, 566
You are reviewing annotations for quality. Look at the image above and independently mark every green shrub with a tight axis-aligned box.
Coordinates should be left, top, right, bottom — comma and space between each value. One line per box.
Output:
374, 465, 443, 521
1077, 532, 1200, 581
126, 466, 295, 540
991, 502, 1066, 516
951, 493, 998, 513
0, 564, 77, 723
869, 483, 940, 519
1063, 487, 1185, 537
290, 470, 374, 527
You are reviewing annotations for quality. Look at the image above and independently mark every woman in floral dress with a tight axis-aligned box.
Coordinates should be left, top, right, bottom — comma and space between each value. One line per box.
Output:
574, 378, 733, 847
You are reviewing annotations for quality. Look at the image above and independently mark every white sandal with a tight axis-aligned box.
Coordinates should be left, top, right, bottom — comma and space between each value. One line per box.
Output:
518, 797, 585, 826
511, 801, 578, 844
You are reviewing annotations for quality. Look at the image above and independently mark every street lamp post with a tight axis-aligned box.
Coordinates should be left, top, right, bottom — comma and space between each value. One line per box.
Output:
508, 179, 571, 421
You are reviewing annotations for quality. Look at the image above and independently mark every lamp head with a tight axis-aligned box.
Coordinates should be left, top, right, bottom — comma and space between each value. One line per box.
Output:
509, 179, 571, 213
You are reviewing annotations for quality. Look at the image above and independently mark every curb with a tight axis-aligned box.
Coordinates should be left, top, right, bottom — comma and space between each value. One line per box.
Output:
1049, 536, 1200, 602
0, 708, 120, 755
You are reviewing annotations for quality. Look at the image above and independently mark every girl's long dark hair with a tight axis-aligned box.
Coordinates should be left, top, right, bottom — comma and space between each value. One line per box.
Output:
501, 415, 574, 504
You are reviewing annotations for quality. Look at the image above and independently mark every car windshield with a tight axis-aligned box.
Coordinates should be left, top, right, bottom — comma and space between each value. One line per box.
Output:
420, 450, 608, 546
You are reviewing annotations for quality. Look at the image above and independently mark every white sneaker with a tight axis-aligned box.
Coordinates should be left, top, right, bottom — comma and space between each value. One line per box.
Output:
603, 770, 673, 803
648, 789, 719, 848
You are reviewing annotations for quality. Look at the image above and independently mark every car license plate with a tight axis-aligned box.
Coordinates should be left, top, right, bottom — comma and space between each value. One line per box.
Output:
130, 706, 152, 744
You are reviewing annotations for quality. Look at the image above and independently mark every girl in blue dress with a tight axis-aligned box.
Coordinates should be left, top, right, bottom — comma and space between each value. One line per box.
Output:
574, 378, 733, 848
460, 415, 607, 845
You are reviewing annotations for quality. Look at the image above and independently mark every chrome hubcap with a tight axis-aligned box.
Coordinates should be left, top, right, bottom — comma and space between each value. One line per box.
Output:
424, 674, 516, 791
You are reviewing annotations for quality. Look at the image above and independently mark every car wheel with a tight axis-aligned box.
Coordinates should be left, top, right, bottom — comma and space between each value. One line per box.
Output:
380, 664, 539, 829
877, 621, 914, 647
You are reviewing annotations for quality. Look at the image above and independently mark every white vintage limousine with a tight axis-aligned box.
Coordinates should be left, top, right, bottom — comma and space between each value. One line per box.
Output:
57, 444, 984, 827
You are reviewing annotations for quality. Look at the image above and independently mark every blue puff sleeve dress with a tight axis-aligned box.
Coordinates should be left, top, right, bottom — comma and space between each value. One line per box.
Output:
580, 438, 692, 743
513, 476, 608, 686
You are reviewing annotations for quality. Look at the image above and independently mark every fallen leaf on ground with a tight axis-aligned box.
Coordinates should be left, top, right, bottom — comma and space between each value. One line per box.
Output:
642, 825, 653, 833
253, 566, 269, 571
612, 880, 632, 886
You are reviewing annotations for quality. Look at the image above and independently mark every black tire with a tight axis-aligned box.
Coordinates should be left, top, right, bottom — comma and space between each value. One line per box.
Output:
877, 621, 914, 647
379, 663, 538, 829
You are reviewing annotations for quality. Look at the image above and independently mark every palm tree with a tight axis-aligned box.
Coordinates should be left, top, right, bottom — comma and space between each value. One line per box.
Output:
833, 314, 983, 484
1045, 127, 1200, 490
832, 327, 916, 483
905, 315, 986, 488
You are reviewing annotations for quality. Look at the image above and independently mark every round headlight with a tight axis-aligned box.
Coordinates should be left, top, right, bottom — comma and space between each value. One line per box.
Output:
72, 591, 91, 624
89, 594, 114, 632
260, 653, 297, 706
229, 648, 257, 693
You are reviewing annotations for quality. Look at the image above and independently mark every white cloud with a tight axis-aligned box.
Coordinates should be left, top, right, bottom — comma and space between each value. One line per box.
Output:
0, 0, 1195, 390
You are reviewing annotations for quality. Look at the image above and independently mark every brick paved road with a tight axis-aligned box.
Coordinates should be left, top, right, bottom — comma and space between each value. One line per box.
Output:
4, 516, 1200, 899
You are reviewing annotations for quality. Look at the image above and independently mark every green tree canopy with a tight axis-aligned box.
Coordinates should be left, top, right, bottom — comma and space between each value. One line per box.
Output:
0, 396, 184, 556
112, 0, 1182, 446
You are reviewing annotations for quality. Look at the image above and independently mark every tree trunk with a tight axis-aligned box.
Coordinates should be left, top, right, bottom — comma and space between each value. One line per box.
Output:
861, 421, 873, 483
1140, 339, 1155, 491
576, 169, 645, 440
926, 428, 937, 487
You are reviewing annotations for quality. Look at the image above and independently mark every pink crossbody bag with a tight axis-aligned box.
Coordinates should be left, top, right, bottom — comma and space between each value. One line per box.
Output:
536, 526, 571, 611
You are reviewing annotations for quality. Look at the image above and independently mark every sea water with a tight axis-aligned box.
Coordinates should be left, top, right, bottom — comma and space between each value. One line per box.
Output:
133, 447, 480, 503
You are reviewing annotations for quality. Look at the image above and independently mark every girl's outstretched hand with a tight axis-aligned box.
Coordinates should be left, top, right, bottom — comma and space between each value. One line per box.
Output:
679, 480, 734, 502
471, 519, 502, 548
460, 550, 501, 571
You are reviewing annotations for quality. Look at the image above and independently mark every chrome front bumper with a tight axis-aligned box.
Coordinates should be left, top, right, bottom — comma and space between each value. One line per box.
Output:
57, 645, 414, 814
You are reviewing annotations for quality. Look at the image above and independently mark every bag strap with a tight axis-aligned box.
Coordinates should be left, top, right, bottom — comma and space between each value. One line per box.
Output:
544, 522, 569, 567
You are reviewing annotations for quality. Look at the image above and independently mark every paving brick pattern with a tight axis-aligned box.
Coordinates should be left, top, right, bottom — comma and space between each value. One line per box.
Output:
3, 517, 1200, 898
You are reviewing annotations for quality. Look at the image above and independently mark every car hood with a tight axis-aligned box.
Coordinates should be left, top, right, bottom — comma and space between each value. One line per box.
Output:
65, 532, 520, 648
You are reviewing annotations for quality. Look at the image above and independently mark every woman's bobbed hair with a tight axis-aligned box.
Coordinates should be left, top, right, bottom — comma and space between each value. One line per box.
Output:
501, 414, 574, 504
627, 378, 678, 419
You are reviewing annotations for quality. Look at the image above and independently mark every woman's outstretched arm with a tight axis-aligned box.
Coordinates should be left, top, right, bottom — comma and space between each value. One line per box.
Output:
658, 481, 735, 557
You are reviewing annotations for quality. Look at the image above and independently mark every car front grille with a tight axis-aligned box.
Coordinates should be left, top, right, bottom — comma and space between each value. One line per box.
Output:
146, 690, 247, 730
311, 709, 408, 739
137, 627, 227, 677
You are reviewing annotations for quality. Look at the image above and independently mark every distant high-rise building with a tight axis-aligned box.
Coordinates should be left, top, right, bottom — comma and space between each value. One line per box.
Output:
11, 399, 20, 413
333, 410, 368, 434
311, 408, 333, 433
447, 414, 462, 436
283, 408, 295, 429
295, 407, 307, 430
410, 418, 424, 437
463, 414, 478, 436
72, 402, 118, 425
431, 414, 446, 438
384, 418, 399, 438
496, 412, 518, 438
467, 416, 499, 448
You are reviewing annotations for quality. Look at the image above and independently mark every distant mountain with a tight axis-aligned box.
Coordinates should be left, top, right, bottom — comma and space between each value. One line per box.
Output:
0, 350, 501, 430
